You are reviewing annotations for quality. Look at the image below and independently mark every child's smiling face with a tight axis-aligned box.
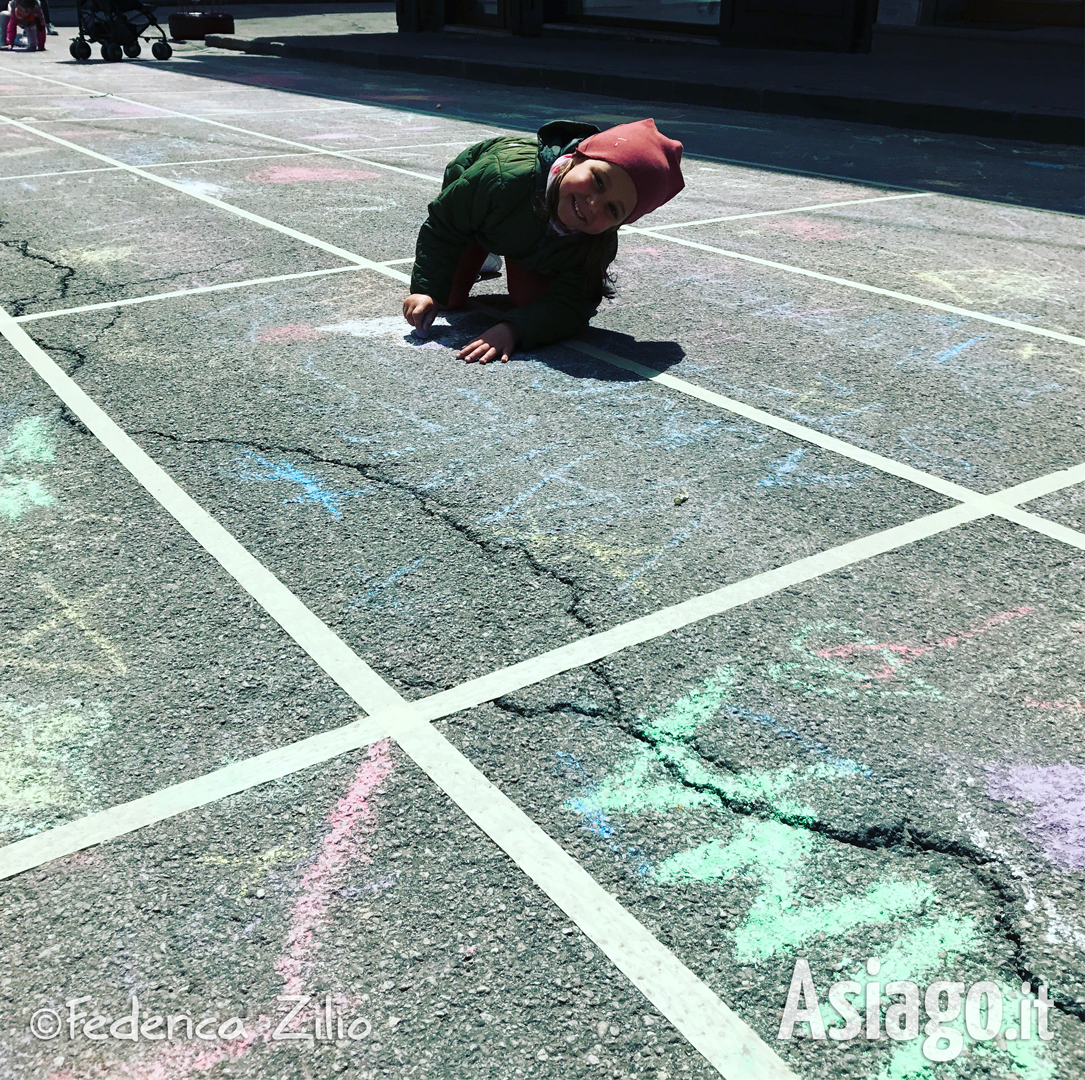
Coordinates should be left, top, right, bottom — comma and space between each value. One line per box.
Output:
556, 155, 638, 235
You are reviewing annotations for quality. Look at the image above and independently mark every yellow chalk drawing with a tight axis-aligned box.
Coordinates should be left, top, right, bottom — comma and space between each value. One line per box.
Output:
913, 266, 1064, 306
503, 527, 652, 591
0, 698, 112, 837
0, 577, 127, 676
56, 246, 135, 265
200, 843, 309, 899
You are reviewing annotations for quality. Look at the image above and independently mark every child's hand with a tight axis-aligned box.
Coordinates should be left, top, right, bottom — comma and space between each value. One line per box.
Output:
457, 323, 516, 365
402, 293, 442, 336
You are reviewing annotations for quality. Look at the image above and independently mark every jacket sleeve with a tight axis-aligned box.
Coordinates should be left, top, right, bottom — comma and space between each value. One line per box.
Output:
410, 148, 502, 306
36, 14, 46, 45
502, 232, 618, 351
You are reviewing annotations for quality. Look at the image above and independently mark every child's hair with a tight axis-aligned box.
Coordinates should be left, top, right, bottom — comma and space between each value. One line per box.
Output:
537, 154, 616, 303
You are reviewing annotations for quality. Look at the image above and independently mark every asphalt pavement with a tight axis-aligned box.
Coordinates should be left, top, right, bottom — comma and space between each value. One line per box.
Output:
0, 32, 1083, 1080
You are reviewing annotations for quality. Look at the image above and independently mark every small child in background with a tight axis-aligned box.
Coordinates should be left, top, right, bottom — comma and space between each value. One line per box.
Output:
3, 0, 48, 50
404, 118, 684, 363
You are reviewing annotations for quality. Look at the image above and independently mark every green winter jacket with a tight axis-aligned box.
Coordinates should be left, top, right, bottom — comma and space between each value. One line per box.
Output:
410, 120, 619, 351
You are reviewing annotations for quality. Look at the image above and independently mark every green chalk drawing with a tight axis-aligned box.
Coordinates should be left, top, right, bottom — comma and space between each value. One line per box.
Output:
565, 669, 1054, 1079
0, 699, 112, 836
1, 417, 55, 466
0, 478, 54, 522
657, 818, 932, 961
639, 667, 734, 742
572, 743, 719, 816
832, 919, 1057, 1080
1, 417, 56, 523
767, 622, 943, 700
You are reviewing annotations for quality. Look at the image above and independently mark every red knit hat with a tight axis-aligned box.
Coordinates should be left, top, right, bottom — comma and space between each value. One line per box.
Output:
577, 119, 684, 224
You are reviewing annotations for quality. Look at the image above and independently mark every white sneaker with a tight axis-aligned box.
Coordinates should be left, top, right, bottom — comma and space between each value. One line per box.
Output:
477, 253, 502, 280
47, 23, 58, 34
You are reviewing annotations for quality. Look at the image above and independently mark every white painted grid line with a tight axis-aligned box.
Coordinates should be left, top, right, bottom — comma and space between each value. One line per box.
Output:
0, 305, 797, 1080
1, 63, 1079, 1077
0, 113, 411, 283
5, 105, 1080, 550
0, 306, 405, 715
622, 224, 1085, 347
0, 68, 447, 182
7, 71, 1079, 345
14, 265, 368, 323
644, 191, 935, 231
0, 142, 472, 184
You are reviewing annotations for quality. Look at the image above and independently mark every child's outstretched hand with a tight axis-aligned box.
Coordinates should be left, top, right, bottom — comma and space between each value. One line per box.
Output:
457, 322, 516, 365
403, 293, 442, 336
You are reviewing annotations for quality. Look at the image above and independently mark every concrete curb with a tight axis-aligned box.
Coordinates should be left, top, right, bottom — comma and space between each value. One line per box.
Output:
204, 34, 1084, 146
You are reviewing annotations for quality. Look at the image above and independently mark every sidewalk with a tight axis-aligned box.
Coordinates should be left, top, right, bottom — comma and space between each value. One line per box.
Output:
202, 5, 1083, 144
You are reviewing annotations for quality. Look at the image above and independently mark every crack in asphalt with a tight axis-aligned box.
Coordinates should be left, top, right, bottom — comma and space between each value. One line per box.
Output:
125, 429, 598, 640
619, 718, 1085, 1020
0, 234, 78, 317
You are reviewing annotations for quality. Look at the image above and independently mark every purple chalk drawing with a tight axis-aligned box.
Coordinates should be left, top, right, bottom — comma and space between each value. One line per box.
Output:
987, 763, 1085, 870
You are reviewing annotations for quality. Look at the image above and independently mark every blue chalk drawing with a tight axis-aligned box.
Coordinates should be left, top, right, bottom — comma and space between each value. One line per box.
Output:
785, 402, 883, 443
723, 704, 870, 776
933, 335, 986, 365
477, 453, 598, 525
233, 450, 370, 520
348, 558, 424, 612
558, 752, 653, 873
757, 448, 868, 489
1024, 161, 1073, 169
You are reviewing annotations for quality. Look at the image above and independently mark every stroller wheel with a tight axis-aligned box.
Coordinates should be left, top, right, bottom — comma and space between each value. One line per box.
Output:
151, 40, 172, 60
123, 41, 141, 58
101, 42, 123, 61
71, 37, 91, 60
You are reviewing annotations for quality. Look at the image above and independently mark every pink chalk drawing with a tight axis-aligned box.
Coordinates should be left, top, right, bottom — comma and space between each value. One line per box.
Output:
987, 763, 1085, 870
46, 741, 394, 1080
256, 323, 322, 344
623, 246, 662, 256
813, 606, 1035, 681
1024, 696, 1085, 716
768, 217, 852, 241
245, 165, 381, 184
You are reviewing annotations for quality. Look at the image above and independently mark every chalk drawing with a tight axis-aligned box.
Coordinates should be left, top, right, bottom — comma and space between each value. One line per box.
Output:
348, 558, 424, 612
0, 698, 113, 838
555, 752, 651, 873
932, 335, 986, 365
1023, 696, 1085, 716
987, 763, 1085, 870
1, 578, 127, 677
766, 218, 852, 241
245, 165, 381, 183
757, 447, 868, 488
55, 246, 135, 265
1, 416, 55, 523
47, 743, 395, 1080
233, 450, 371, 520
811, 606, 1033, 679
656, 818, 933, 962
199, 843, 310, 901
476, 454, 598, 525
173, 179, 229, 199
256, 323, 323, 344
561, 670, 1057, 1078
765, 608, 1033, 701
913, 267, 1064, 305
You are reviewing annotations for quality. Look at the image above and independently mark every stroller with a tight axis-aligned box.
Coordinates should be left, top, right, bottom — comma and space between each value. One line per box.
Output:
69, 0, 172, 61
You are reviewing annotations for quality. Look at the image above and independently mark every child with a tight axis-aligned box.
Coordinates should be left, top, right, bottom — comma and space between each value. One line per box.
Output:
403, 119, 684, 364
3, 0, 47, 50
